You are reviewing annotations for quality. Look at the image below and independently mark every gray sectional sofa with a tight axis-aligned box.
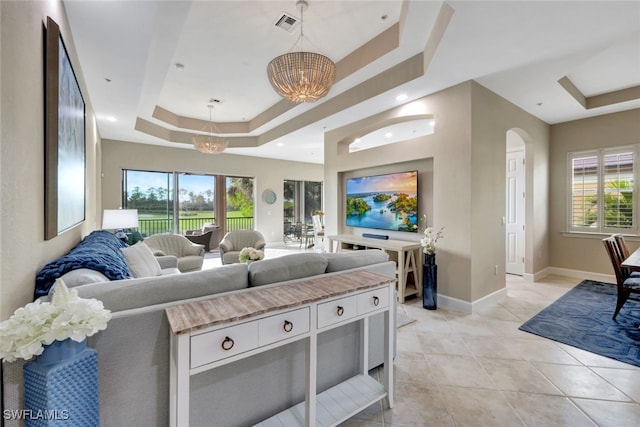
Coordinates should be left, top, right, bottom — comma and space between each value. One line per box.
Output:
3, 250, 396, 427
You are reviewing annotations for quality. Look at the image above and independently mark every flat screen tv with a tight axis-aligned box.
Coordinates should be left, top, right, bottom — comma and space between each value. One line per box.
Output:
346, 170, 418, 233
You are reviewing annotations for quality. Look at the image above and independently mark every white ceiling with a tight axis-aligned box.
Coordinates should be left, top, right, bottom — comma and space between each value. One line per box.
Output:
63, 0, 640, 164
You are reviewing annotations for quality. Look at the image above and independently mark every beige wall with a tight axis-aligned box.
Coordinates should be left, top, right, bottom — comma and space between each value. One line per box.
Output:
101, 140, 323, 244
549, 109, 640, 276
0, 1, 101, 320
325, 81, 550, 304
470, 83, 549, 296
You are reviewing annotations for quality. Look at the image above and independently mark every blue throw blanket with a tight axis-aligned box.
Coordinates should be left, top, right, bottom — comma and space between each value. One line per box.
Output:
34, 230, 132, 298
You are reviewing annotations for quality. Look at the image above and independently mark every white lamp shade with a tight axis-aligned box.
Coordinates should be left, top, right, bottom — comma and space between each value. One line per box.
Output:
102, 209, 139, 229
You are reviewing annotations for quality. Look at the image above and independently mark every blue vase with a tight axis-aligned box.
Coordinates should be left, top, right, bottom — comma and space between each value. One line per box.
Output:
423, 253, 437, 310
23, 338, 99, 426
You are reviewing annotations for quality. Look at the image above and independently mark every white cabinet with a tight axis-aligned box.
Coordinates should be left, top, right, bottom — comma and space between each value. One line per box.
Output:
190, 320, 259, 368
258, 307, 310, 346
317, 294, 358, 328
167, 271, 395, 427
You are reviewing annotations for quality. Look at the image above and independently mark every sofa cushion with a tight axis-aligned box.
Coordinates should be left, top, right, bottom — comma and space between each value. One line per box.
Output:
248, 253, 328, 287
72, 263, 249, 312
121, 242, 162, 278
323, 250, 390, 273
59, 268, 110, 288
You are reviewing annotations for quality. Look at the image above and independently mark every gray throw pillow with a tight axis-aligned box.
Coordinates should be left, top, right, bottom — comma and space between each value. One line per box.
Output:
120, 241, 162, 278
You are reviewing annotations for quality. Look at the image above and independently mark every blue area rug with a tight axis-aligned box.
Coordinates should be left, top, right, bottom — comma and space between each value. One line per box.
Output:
519, 280, 640, 367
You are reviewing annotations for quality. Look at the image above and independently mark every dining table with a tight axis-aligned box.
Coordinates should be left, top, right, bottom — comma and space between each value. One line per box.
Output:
620, 246, 640, 328
621, 246, 640, 271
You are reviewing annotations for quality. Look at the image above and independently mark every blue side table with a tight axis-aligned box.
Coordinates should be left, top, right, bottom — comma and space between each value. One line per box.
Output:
23, 339, 98, 426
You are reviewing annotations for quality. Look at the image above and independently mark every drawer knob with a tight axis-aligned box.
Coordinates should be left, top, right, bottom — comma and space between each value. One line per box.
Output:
373, 296, 380, 306
283, 320, 293, 332
221, 336, 235, 351
336, 306, 344, 317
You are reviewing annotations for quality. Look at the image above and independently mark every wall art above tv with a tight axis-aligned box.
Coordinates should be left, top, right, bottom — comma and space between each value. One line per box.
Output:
346, 170, 418, 233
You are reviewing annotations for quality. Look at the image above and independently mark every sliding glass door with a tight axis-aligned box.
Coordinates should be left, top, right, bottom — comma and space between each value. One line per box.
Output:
177, 173, 216, 233
123, 170, 239, 236
123, 170, 173, 236
226, 176, 254, 231
283, 180, 323, 224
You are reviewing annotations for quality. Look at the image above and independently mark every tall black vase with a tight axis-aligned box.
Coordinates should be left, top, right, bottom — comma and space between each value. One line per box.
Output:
423, 253, 437, 310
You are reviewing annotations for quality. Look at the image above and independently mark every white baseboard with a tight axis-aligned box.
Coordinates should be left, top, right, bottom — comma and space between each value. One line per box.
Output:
544, 267, 615, 284
435, 286, 508, 315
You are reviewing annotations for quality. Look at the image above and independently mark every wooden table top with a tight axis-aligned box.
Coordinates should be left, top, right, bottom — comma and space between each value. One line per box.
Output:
165, 270, 394, 335
622, 246, 640, 270
327, 234, 422, 250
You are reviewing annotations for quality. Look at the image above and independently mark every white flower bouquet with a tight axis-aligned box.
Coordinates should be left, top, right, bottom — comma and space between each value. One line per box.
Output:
420, 226, 444, 255
238, 247, 265, 263
0, 279, 111, 362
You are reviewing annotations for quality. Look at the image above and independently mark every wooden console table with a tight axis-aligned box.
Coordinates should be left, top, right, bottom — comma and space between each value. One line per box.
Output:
166, 270, 395, 427
327, 234, 422, 303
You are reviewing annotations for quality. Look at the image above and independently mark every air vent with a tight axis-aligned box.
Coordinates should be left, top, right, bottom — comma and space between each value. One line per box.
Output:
274, 13, 299, 32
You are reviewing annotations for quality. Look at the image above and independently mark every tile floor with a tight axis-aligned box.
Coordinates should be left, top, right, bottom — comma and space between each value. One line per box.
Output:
346, 274, 640, 427
204, 246, 640, 426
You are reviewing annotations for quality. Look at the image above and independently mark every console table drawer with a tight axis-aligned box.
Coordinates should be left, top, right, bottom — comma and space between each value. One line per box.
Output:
191, 321, 259, 368
259, 307, 310, 346
317, 295, 358, 328
357, 287, 389, 314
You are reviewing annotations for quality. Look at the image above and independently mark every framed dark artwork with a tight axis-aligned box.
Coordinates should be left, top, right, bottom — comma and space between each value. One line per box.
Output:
44, 16, 86, 240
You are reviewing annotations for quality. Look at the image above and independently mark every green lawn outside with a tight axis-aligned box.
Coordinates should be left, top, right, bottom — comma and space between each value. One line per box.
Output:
137, 210, 252, 236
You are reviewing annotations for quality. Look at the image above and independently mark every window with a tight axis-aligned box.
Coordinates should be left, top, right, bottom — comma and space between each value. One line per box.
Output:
569, 147, 636, 233
225, 176, 254, 231
123, 170, 253, 236
283, 180, 323, 224
123, 170, 173, 236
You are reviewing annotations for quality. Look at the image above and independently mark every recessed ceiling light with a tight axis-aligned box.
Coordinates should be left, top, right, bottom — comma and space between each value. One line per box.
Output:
106, 116, 117, 122
277, 142, 284, 147
429, 120, 435, 127
385, 132, 393, 138
396, 94, 408, 101
175, 63, 184, 71
354, 137, 362, 143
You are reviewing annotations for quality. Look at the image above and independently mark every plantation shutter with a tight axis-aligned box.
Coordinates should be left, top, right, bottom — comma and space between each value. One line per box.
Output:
603, 150, 635, 230
570, 154, 598, 229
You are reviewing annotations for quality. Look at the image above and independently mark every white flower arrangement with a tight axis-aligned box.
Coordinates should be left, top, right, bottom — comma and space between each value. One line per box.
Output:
238, 247, 265, 263
420, 226, 444, 255
0, 279, 111, 362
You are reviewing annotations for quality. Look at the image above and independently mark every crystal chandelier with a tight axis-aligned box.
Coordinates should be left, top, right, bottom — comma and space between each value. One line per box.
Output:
192, 104, 228, 154
267, 0, 335, 103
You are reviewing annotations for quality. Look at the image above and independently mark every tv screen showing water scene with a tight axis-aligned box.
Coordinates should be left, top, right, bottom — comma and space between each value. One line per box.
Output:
346, 171, 418, 233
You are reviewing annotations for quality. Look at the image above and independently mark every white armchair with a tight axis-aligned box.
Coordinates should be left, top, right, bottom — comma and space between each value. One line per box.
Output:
144, 234, 205, 272
219, 230, 266, 265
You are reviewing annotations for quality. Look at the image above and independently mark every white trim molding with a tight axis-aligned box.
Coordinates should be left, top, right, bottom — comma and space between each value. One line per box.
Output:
436, 287, 508, 315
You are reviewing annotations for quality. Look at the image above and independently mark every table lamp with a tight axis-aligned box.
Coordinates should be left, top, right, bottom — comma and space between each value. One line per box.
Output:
102, 209, 139, 243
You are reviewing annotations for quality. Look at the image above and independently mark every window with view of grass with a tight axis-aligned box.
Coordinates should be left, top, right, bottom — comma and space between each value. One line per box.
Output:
123, 170, 255, 236
569, 147, 636, 234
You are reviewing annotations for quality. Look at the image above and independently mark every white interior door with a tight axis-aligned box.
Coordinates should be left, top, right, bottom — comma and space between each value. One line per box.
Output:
506, 149, 525, 275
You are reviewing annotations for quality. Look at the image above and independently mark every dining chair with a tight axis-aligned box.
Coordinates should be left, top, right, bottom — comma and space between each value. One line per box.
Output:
312, 214, 325, 249
613, 234, 630, 258
602, 236, 640, 320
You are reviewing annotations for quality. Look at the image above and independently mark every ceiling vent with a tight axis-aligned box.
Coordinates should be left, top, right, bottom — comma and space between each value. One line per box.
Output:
274, 13, 299, 32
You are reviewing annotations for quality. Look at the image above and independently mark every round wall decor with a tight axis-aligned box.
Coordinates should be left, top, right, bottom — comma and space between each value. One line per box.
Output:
262, 189, 277, 204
